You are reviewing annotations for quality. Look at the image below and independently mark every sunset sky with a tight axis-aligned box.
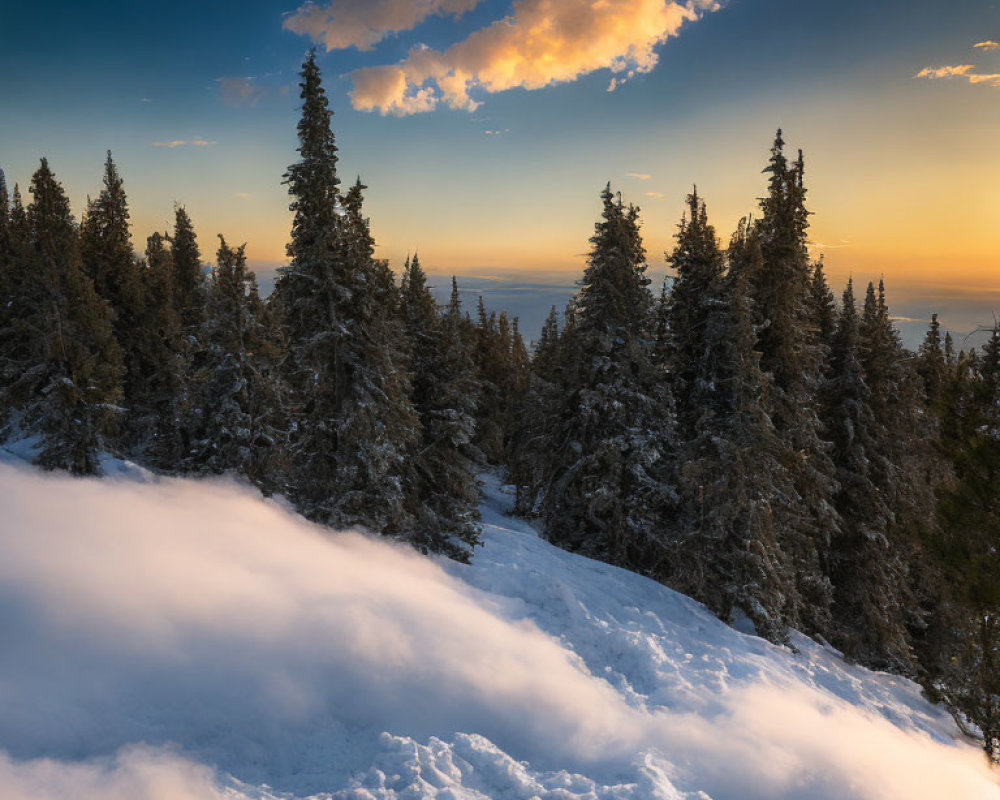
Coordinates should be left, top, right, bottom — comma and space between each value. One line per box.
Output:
1, 0, 997, 343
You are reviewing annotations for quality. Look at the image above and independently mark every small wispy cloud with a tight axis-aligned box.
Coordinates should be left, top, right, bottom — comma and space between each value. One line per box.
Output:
234, 192, 252, 198
483, 129, 509, 135
151, 139, 218, 149
626, 172, 652, 180
645, 191, 664, 199
217, 76, 266, 106
916, 63, 1000, 87
139, 97, 151, 103
973, 40, 1000, 51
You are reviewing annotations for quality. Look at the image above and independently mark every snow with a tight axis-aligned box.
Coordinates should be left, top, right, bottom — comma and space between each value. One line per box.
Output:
0, 457, 997, 800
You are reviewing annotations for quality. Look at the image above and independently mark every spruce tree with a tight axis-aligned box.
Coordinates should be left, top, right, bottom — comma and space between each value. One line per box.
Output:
187, 236, 283, 484
669, 207, 800, 640
170, 205, 205, 333
537, 185, 676, 568
751, 131, 835, 634
276, 52, 418, 533
79, 152, 146, 451
399, 255, 481, 559
824, 279, 912, 668
0, 160, 123, 473
918, 313, 948, 407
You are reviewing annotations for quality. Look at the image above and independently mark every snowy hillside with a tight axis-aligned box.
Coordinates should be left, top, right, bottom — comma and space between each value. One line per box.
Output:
0, 459, 997, 800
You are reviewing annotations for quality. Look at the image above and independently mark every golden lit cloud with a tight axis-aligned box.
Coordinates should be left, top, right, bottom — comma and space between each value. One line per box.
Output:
217, 76, 266, 106
152, 140, 187, 148
284, 0, 483, 51
626, 172, 653, 180
191, 139, 218, 146
345, 0, 723, 115
646, 191, 664, 198
915, 63, 1000, 86
973, 40, 1000, 51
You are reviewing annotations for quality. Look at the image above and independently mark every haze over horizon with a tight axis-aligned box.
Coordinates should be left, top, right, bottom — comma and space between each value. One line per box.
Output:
1, 0, 997, 343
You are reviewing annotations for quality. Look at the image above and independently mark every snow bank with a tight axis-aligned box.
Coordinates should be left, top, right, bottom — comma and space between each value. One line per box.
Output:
0, 461, 996, 800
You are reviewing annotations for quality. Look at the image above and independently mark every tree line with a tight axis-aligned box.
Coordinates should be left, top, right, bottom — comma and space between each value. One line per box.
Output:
0, 54, 997, 761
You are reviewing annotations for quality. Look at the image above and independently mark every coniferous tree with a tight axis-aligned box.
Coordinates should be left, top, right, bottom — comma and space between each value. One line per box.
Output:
751, 132, 835, 634
669, 204, 800, 640
823, 279, 912, 668
187, 236, 282, 484
79, 152, 147, 451
536, 185, 676, 569
399, 255, 481, 559
0, 160, 123, 473
169, 205, 205, 334
276, 52, 418, 533
918, 313, 948, 408
138, 232, 187, 468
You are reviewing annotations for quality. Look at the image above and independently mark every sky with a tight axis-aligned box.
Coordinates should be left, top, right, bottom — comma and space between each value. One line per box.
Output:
0, 0, 998, 344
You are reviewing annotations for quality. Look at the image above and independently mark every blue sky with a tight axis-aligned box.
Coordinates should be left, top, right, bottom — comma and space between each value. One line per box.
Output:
1, 0, 998, 344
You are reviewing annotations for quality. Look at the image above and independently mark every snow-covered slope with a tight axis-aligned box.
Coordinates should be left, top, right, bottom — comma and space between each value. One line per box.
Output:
0, 459, 997, 800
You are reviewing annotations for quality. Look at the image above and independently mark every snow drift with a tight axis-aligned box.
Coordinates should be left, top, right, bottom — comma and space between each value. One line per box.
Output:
0, 459, 997, 800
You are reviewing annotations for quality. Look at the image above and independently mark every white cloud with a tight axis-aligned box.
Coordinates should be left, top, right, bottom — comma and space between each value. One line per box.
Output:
916, 63, 1000, 87
344, 0, 724, 115
284, 0, 483, 51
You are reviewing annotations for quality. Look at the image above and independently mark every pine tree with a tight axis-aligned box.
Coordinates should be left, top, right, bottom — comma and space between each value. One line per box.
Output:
0, 160, 123, 473
537, 185, 676, 569
79, 151, 146, 451
808, 259, 837, 366
751, 132, 835, 634
138, 232, 187, 468
669, 208, 800, 640
169, 205, 205, 333
399, 255, 481, 559
187, 236, 283, 484
0, 169, 10, 269
276, 52, 418, 533
918, 313, 948, 409
824, 279, 912, 668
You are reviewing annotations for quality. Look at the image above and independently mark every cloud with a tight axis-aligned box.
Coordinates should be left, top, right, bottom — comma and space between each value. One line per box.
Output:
151, 140, 217, 149
645, 191, 664, 198
973, 40, 1000, 50
217, 76, 266, 106
342, 0, 724, 115
234, 192, 252, 198
626, 172, 652, 180
284, 0, 483, 51
916, 63, 1000, 87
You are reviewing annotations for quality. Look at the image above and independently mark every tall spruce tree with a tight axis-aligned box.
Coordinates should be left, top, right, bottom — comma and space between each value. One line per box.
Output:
751, 131, 835, 634
0, 160, 123, 473
187, 236, 282, 484
399, 255, 481, 560
666, 190, 726, 437
536, 185, 676, 569
824, 279, 912, 668
669, 203, 800, 640
170, 205, 205, 333
276, 52, 418, 533
79, 152, 147, 451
